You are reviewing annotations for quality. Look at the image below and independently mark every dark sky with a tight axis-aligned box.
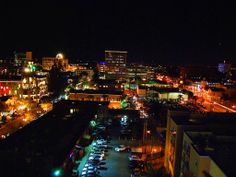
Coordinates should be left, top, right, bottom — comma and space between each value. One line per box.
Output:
0, 1, 236, 65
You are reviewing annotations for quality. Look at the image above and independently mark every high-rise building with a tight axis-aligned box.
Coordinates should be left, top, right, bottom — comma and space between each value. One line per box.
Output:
26, 51, 33, 61
105, 50, 127, 80
98, 61, 108, 79
20, 69, 48, 101
14, 51, 33, 76
14, 51, 32, 67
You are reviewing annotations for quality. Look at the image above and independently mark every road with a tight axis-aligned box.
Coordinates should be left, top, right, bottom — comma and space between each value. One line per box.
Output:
0, 111, 44, 139
202, 100, 236, 113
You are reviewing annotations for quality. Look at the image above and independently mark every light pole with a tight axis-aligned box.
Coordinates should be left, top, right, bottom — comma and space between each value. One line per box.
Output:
142, 118, 148, 153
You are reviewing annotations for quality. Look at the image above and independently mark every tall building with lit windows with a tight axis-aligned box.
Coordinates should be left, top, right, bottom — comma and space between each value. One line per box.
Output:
105, 50, 127, 80
14, 51, 33, 76
20, 64, 48, 102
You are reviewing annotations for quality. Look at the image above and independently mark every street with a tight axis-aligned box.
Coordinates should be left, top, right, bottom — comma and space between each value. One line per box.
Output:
0, 112, 41, 139
202, 100, 236, 113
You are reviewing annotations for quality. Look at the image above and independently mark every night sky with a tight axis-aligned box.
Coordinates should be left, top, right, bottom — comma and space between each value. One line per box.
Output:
1, 1, 236, 65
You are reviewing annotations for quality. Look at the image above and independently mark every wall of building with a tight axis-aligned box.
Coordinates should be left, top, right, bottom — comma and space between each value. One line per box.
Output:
137, 87, 147, 97
188, 146, 211, 177
0, 81, 21, 96
69, 93, 121, 102
105, 50, 127, 80
158, 92, 188, 100
42, 57, 68, 70
165, 111, 190, 174
209, 160, 227, 177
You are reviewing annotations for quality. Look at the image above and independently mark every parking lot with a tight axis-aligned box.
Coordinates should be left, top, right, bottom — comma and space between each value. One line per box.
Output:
78, 140, 131, 177
76, 119, 144, 177
99, 143, 130, 177
96, 141, 130, 177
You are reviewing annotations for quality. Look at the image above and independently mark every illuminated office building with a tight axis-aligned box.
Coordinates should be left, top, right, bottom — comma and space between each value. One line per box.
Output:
105, 50, 127, 80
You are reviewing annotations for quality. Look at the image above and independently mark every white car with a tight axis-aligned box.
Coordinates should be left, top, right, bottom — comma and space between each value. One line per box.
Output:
90, 152, 105, 157
97, 139, 107, 144
83, 166, 96, 171
92, 139, 107, 146
115, 145, 131, 152
88, 155, 103, 161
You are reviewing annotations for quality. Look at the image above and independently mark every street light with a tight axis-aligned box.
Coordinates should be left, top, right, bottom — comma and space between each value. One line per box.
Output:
52, 168, 62, 177
24, 67, 30, 73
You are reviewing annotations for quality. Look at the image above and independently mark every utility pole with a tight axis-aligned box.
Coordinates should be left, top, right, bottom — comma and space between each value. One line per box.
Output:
142, 118, 148, 153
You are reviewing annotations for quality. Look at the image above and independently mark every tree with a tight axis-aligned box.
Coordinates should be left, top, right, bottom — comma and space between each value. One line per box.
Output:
178, 94, 183, 102
48, 64, 67, 99
0, 102, 8, 112
221, 93, 229, 101
92, 68, 99, 82
120, 99, 128, 109
78, 71, 88, 82
134, 76, 142, 85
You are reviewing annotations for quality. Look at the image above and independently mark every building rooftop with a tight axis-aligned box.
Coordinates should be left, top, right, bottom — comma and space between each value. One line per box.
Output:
97, 79, 118, 84
105, 50, 128, 53
163, 101, 202, 113
70, 89, 123, 95
171, 112, 236, 126
152, 87, 180, 93
186, 131, 236, 177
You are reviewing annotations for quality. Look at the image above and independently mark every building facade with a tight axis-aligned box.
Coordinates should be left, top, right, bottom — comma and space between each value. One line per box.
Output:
164, 111, 236, 177
42, 53, 68, 71
105, 50, 127, 80
181, 131, 235, 177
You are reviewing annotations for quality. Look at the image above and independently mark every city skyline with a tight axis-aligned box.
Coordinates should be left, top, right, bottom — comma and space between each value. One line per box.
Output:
1, 1, 236, 65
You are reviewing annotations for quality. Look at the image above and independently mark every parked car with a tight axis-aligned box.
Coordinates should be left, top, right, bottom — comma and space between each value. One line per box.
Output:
129, 160, 145, 169
115, 145, 131, 152
90, 152, 105, 157
71, 168, 78, 176
88, 155, 104, 161
128, 154, 142, 161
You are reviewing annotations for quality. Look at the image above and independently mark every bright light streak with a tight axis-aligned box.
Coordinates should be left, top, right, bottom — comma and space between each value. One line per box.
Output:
214, 102, 236, 113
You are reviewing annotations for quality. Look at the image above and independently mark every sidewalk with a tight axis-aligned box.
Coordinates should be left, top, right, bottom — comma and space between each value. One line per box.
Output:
78, 143, 94, 176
